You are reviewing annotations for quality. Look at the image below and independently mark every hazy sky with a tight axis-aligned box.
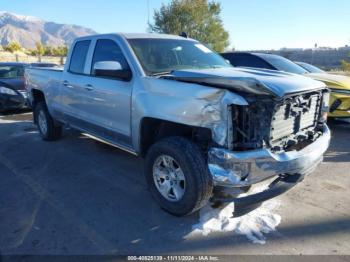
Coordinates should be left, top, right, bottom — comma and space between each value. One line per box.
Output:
1, 0, 350, 50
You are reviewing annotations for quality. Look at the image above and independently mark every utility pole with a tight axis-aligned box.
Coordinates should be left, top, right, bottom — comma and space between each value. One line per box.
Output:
311, 43, 317, 64
147, 0, 150, 27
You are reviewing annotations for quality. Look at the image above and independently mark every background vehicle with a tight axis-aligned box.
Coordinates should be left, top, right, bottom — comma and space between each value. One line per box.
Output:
296, 62, 350, 119
25, 34, 330, 216
295, 62, 325, 73
0, 62, 28, 111
222, 52, 350, 118
221, 52, 308, 74
0, 62, 59, 111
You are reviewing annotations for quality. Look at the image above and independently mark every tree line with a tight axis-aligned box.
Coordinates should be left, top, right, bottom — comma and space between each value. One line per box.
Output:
341, 58, 350, 71
2, 41, 68, 58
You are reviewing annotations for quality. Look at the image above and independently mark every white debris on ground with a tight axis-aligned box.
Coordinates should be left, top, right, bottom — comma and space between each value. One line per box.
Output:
0, 113, 32, 124
190, 184, 282, 244
0, 119, 23, 124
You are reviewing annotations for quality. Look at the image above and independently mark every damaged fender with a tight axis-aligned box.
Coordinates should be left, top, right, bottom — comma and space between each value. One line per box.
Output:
131, 77, 248, 151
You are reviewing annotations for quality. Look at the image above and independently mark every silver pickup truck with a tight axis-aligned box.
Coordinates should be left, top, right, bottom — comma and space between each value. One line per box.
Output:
25, 33, 331, 216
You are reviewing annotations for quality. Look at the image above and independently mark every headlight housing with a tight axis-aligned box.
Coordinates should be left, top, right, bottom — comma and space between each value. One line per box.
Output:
0, 86, 17, 96
320, 91, 330, 122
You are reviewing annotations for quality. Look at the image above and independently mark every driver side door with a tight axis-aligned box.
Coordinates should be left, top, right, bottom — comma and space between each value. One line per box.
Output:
80, 38, 133, 148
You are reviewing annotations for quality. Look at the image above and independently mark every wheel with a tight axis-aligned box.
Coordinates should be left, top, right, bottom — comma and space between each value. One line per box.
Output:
34, 102, 62, 141
145, 136, 213, 216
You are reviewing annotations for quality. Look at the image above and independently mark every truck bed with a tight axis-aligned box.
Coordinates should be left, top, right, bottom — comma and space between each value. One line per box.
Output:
25, 67, 64, 108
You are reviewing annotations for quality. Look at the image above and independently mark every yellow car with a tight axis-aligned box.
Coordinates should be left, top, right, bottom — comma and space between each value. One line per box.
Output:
296, 62, 350, 119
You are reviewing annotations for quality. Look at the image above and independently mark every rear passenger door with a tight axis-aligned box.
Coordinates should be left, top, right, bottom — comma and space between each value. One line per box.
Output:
81, 39, 133, 148
60, 39, 94, 128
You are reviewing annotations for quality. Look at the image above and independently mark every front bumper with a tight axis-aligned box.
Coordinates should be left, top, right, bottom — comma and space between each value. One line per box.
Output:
208, 124, 331, 187
0, 91, 28, 111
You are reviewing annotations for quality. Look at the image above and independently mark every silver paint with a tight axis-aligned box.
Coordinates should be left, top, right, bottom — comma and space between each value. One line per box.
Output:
25, 33, 330, 189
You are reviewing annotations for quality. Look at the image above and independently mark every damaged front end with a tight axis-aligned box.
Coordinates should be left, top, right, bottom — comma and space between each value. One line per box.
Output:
207, 89, 330, 215
208, 89, 330, 188
153, 67, 331, 211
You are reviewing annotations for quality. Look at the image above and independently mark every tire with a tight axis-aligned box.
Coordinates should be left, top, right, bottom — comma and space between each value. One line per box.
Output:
34, 102, 62, 141
145, 136, 213, 216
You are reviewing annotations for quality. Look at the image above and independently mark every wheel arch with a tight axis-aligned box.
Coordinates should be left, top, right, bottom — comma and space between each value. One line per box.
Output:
31, 89, 46, 123
139, 117, 212, 157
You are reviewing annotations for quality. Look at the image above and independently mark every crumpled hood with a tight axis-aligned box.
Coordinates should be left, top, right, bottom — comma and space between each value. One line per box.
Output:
307, 73, 350, 90
164, 67, 326, 98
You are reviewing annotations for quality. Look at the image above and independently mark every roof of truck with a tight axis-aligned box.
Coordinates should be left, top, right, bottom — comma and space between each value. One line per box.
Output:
75, 33, 195, 41
120, 33, 191, 40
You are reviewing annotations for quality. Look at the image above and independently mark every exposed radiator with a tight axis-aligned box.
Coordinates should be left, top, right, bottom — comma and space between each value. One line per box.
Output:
270, 93, 321, 147
231, 91, 323, 151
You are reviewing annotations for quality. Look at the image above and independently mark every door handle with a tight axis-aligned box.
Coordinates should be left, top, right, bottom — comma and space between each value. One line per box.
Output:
84, 84, 94, 91
63, 80, 74, 89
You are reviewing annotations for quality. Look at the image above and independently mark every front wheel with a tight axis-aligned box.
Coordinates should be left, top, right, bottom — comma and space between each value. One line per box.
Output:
34, 102, 62, 141
145, 137, 213, 216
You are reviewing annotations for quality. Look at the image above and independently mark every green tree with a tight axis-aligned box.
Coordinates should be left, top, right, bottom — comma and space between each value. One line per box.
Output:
4, 42, 22, 53
52, 46, 68, 65
52, 46, 68, 57
340, 60, 350, 71
44, 45, 54, 56
150, 0, 229, 52
35, 42, 45, 62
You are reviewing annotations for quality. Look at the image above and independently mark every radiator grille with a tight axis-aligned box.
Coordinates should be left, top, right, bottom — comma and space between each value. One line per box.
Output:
270, 93, 321, 146
231, 91, 323, 151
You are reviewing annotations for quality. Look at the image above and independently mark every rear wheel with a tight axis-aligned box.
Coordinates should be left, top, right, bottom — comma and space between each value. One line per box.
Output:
34, 102, 62, 141
145, 137, 213, 216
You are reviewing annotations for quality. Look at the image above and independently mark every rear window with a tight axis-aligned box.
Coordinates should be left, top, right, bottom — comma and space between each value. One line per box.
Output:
297, 62, 325, 73
0, 65, 25, 78
69, 40, 91, 74
258, 54, 308, 74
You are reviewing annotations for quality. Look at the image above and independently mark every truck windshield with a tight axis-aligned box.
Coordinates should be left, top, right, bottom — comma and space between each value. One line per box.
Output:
127, 38, 231, 75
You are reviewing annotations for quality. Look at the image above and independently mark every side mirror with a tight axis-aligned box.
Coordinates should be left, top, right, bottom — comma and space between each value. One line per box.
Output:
93, 61, 132, 81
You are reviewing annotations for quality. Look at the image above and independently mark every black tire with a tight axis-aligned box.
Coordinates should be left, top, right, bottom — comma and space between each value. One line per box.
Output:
34, 102, 62, 141
145, 136, 213, 216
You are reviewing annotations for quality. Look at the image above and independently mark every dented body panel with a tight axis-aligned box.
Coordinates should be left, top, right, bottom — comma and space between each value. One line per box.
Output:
132, 77, 248, 149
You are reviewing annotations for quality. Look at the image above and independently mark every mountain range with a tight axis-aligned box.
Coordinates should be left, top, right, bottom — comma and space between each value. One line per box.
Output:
0, 11, 97, 49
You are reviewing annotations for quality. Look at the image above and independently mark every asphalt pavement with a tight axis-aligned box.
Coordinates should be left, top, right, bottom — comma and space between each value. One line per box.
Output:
0, 111, 349, 255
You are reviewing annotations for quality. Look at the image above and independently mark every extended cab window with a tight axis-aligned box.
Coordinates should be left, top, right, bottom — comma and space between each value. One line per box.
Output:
91, 39, 130, 73
69, 40, 91, 74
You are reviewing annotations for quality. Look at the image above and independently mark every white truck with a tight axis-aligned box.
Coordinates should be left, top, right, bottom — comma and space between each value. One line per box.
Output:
25, 33, 330, 216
